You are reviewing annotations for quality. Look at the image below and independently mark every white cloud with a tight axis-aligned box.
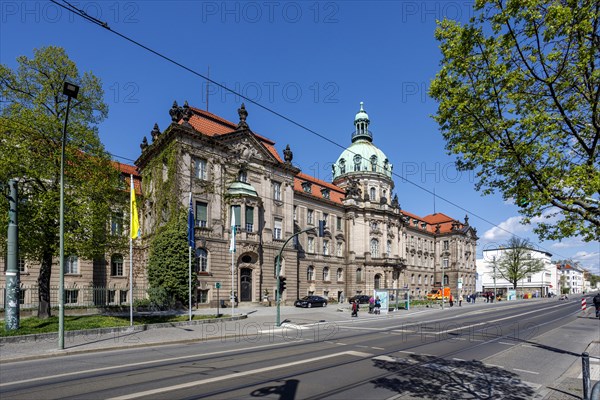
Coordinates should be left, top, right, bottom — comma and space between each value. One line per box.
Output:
482, 216, 530, 241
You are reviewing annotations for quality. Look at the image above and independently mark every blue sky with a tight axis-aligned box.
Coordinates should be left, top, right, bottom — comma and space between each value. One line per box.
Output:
2, 1, 598, 274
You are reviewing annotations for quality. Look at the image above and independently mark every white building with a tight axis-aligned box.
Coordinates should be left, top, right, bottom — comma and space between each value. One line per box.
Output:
476, 247, 556, 298
557, 263, 586, 294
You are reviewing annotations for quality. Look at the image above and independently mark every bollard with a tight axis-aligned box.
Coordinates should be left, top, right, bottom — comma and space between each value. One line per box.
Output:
582, 352, 591, 400
582, 298, 587, 311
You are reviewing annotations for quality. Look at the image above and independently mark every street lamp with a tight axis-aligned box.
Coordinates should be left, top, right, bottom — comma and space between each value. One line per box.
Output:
59, 82, 79, 350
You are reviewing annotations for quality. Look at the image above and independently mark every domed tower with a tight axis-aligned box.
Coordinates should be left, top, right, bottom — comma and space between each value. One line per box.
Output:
332, 102, 394, 204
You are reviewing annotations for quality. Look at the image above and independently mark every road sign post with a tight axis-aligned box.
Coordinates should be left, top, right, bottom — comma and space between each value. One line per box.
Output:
215, 282, 221, 316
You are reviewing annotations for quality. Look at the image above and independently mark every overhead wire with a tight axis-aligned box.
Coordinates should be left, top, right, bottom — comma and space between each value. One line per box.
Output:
42, 0, 594, 266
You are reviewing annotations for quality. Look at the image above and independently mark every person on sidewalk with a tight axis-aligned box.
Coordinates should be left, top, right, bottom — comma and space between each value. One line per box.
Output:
459, 293, 463, 307
351, 300, 359, 317
374, 297, 381, 315
449, 293, 454, 307
368, 296, 375, 314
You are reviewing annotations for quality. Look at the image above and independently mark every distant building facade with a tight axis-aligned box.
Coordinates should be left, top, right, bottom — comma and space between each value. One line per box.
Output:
476, 247, 556, 298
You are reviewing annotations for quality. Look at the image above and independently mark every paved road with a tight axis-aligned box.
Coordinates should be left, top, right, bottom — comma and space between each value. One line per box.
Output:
1, 296, 598, 399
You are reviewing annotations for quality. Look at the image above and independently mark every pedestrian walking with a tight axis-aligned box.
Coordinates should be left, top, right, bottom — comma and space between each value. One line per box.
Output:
449, 293, 454, 307
368, 296, 375, 314
459, 293, 463, 307
351, 300, 359, 317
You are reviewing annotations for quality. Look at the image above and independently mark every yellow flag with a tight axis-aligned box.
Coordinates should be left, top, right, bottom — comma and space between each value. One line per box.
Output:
130, 174, 140, 239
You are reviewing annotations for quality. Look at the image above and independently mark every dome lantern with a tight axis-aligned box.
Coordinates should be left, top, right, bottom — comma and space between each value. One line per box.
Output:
352, 101, 372, 142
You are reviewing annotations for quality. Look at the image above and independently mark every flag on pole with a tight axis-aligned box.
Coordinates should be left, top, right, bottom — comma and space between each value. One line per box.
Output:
130, 175, 140, 239
229, 206, 236, 253
188, 192, 195, 248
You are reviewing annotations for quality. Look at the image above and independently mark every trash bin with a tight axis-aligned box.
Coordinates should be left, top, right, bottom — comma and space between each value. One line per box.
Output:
220, 299, 226, 308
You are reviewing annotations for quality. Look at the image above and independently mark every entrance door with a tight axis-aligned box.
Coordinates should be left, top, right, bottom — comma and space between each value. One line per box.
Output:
240, 268, 252, 302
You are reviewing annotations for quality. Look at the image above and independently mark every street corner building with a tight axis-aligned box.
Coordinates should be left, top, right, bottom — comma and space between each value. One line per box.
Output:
2, 101, 479, 309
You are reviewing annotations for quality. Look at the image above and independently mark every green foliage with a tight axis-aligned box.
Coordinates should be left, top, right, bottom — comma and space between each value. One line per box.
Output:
430, 0, 600, 242
0, 46, 125, 317
146, 286, 175, 310
147, 213, 193, 306
494, 237, 546, 289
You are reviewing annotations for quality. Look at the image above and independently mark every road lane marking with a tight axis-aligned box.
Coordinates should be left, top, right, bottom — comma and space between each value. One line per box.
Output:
108, 350, 373, 400
498, 342, 513, 345
513, 368, 539, 375
0, 341, 298, 388
371, 347, 385, 350
398, 351, 415, 355
452, 358, 465, 361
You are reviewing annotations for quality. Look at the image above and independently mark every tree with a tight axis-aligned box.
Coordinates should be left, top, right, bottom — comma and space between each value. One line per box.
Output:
430, 0, 600, 242
0, 46, 124, 318
146, 213, 192, 307
493, 237, 546, 289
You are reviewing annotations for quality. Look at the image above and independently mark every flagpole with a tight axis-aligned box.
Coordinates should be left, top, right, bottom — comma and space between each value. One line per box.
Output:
189, 245, 192, 321
129, 237, 133, 326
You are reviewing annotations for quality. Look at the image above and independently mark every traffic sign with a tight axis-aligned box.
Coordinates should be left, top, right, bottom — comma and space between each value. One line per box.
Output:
215, 282, 221, 289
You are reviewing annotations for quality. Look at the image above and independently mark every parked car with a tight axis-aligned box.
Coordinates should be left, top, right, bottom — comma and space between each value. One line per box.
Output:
294, 296, 328, 308
348, 295, 371, 304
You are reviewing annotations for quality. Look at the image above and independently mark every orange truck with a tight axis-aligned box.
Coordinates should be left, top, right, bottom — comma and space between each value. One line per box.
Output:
426, 287, 451, 300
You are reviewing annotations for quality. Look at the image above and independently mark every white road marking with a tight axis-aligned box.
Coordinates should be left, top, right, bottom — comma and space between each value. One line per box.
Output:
513, 368, 540, 375
452, 358, 465, 361
335, 342, 347, 346
373, 355, 398, 362
0, 341, 297, 388
398, 350, 415, 354
498, 341, 513, 345
108, 351, 373, 400
371, 346, 385, 350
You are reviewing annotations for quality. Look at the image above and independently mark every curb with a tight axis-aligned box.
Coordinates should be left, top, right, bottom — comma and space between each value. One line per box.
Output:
0, 314, 247, 344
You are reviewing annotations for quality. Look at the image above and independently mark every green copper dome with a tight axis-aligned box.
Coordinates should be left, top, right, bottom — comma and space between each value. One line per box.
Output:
332, 102, 393, 181
227, 181, 258, 197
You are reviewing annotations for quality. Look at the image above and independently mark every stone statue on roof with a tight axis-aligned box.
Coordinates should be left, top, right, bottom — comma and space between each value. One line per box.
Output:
237, 103, 249, 129
345, 178, 362, 199
283, 144, 293, 164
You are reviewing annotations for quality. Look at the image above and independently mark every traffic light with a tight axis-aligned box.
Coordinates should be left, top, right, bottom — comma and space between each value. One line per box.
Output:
318, 220, 326, 237
278, 277, 287, 293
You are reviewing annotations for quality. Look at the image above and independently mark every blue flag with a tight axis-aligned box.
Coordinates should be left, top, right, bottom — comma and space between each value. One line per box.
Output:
187, 192, 195, 248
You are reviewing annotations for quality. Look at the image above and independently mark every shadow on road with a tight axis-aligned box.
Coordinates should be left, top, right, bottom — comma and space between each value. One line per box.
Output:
371, 354, 536, 399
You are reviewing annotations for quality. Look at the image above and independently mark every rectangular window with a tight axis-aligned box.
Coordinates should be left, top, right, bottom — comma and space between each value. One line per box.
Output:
233, 205, 241, 230
308, 237, 315, 253
111, 212, 123, 235
196, 202, 208, 228
197, 289, 209, 304
337, 216, 342, 231
323, 240, 330, 256
274, 218, 282, 240
19, 289, 25, 305
18, 258, 26, 273
323, 213, 328, 227
65, 289, 79, 304
307, 209, 314, 224
65, 255, 78, 274
443, 240, 449, 251
336, 241, 343, 257
443, 258, 449, 269
273, 181, 282, 201
111, 256, 124, 276
245, 206, 254, 232
527, 276, 532, 283
195, 158, 207, 180
119, 290, 128, 304
293, 206, 297, 221
108, 290, 116, 304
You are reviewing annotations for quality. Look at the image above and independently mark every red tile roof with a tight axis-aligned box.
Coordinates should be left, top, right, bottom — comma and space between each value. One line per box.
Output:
112, 161, 142, 195
294, 172, 345, 204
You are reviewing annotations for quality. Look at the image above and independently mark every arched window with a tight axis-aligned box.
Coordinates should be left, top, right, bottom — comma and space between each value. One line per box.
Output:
337, 268, 343, 281
418, 274, 422, 284
196, 248, 208, 272
356, 268, 363, 283
238, 169, 247, 182
339, 158, 346, 174
307, 266, 315, 281
111, 254, 123, 276
370, 238, 379, 257
430, 276, 434, 285
443, 274, 449, 286
323, 267, 330, 281
374, 274, 382, 289
411, 274, 415, 284
387, 240, 392, 257
369, 187, 376, 201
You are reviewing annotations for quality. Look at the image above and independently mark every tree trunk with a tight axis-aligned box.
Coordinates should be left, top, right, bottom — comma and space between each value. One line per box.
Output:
37, 250, 53, 319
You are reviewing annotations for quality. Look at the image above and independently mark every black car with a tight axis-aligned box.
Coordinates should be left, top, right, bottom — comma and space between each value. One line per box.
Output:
348, 295, 371, 304
294, 296, 328, 308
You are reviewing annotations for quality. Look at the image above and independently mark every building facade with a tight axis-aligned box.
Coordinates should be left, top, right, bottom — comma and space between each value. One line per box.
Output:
476, 247, 556, 298
2, 101, 478, 308
134, 101, 478, 306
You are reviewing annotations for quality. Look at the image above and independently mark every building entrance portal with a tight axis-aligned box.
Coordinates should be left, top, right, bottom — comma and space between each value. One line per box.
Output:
240, 268, 252, 302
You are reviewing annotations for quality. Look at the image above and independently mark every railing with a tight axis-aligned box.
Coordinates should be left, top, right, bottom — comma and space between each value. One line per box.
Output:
0, 285, 149, 310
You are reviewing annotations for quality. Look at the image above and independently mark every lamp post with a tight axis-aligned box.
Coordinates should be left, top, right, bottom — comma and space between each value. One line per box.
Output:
492, 255, 497, 302
4, 179, 19, 330
59, 82, 79, 350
